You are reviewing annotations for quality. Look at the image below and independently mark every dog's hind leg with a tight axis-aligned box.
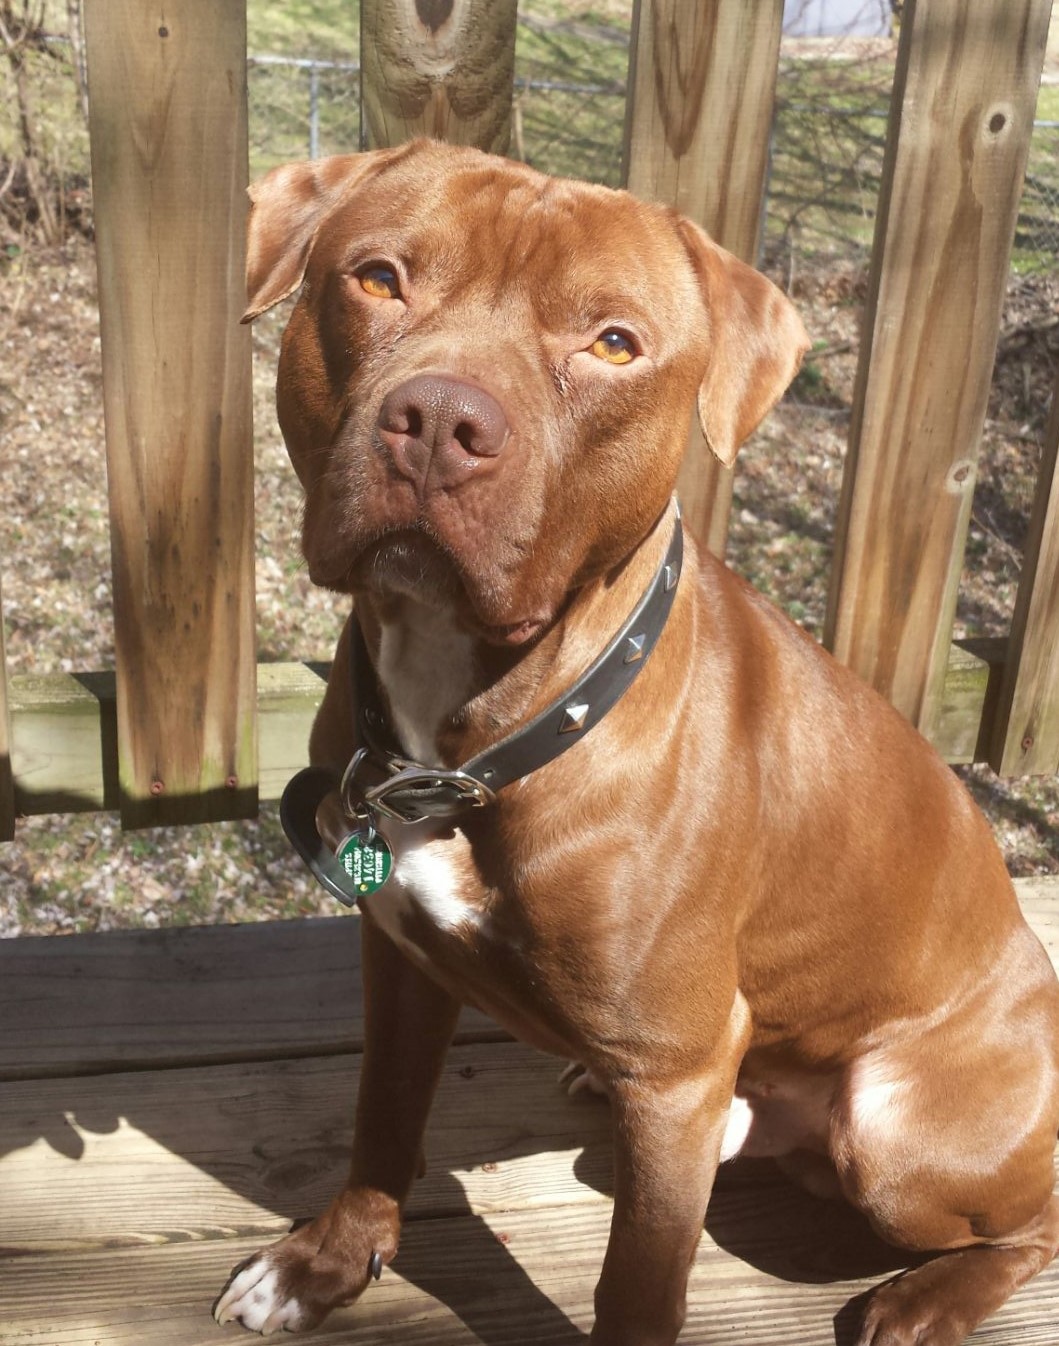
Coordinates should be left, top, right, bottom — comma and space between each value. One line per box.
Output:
855, 1194, 1059, 1346
834, 982, 1059, 1346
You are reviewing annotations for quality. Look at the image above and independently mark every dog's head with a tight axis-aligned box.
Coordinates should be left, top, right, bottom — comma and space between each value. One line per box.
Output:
245, 140, 807, 645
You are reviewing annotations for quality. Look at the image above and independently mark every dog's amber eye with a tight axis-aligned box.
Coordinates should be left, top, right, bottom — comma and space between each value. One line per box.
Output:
590, 330, 636, 364
358, 265, 400, 300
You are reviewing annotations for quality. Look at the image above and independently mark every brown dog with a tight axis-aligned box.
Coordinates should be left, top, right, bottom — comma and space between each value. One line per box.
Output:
215, 139, 1059, 1345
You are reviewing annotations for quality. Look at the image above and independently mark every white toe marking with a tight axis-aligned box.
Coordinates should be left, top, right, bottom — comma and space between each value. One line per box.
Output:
215, 1259, 307, 1334
233, 1268, 282, 1333
262, 1295, 308, 1335
558, 1061, 608, 1098
215, 1257, 272, 1324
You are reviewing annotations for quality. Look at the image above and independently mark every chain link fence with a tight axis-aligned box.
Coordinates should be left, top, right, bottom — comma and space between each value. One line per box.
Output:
0, 21, 90, 249
3, 20, 1056, 274
1019, 119, 1059, 262
247, 55, 360, 172
240, 48, 1059, 275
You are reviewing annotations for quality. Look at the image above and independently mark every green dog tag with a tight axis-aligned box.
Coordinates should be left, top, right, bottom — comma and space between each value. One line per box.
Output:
336, 829, 394, 895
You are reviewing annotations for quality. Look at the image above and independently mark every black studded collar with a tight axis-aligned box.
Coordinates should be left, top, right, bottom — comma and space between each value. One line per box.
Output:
342, 501, 683, 824
280, 501, 683, 903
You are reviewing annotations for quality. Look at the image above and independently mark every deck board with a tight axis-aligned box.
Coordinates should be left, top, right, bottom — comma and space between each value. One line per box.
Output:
5, 879, 1056, 1082
0, 913, 500, 1080
2, 876, 1058, 1344
4, 1198, 1059, 1345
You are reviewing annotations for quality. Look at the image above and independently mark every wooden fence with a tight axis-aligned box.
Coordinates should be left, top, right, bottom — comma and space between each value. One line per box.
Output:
0, 0, 1057, 845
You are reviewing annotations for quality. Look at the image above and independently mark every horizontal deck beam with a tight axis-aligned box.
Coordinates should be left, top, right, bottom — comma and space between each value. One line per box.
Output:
9, 661, 328, 819
6, 640, 1004, 823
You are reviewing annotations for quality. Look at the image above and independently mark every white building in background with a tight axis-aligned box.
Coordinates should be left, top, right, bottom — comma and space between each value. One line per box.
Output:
783, 0, 893, 37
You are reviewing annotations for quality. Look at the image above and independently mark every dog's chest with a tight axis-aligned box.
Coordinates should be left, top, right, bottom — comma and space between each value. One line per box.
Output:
376, 609, 477, 765
363, 610, 535, 1000
363, 829, 584, 1061
394, 833, 483, 931
359, 830, 494, 980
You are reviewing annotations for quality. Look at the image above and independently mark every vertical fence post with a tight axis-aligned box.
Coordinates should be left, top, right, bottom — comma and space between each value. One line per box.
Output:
360, 0, 517, 152
0, 578, 13, 842
84, 0, 258, 828
823, 0, 1051, 738
989, 377, 1059, 776
623, 0, 785, 558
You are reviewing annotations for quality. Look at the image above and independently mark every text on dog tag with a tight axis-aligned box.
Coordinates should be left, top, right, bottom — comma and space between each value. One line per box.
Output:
336, 829, 394, 895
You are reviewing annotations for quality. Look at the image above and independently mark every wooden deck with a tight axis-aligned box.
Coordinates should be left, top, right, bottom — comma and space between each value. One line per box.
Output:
2, 878, 1059, 1345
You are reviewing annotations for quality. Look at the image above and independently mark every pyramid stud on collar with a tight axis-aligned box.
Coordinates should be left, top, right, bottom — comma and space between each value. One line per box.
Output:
559, 703, 590, 734
664, 563, 679, 592
624, 633, 646, 664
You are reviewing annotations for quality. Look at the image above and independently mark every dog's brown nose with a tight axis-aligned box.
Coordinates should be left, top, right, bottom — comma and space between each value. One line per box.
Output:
377, 375, 510, 493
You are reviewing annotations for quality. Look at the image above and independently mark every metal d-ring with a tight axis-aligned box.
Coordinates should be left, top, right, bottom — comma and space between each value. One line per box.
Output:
369, 1250, 383, 1281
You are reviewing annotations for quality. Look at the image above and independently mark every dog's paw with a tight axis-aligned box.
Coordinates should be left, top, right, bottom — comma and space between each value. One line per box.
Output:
214, 1252, 314, 1335
214, 1188, 399, 1334
854, 1268, 977, 1346
558, 1060, 608, 1099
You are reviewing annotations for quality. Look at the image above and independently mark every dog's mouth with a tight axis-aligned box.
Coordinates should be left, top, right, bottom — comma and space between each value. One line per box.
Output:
354, 530, 459, 602
337, 528, 554, 646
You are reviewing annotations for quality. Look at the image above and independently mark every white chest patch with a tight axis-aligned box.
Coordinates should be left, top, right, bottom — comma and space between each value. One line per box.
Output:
396, 841, 481, 932
361, 831, 486, 961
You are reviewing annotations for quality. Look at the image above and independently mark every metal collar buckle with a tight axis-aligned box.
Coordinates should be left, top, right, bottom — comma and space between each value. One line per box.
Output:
341, 748, 496, 825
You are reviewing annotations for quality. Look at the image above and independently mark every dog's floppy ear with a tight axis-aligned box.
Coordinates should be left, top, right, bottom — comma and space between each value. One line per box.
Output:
675, 217, 809, 468
243, 150, 398, 323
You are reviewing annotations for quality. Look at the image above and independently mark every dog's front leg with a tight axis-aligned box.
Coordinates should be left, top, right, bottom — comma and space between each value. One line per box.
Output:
590, 1060, 742, 1346
215, 913, 461, 1334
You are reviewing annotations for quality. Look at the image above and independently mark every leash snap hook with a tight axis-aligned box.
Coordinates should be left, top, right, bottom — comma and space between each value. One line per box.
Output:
339, 747, 382, 841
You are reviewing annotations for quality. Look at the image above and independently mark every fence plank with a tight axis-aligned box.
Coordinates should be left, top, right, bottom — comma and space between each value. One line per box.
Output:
83, 0, 257, 827
360, 0, 518, 153
823, 0, 1051, 737
623, 0, 784, 557
989, 380, 1059, 776
0, 576, 13, 842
